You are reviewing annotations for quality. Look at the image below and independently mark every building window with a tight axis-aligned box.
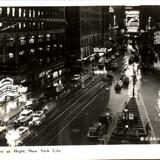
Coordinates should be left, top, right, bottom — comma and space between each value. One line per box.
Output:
11, 8, 15, 17
46, 34, 51, 41
0, 8, 2, 16
19, 23, 21, 29
38, 47, 43, 51
29, 35, 35, 43
46, 45, 51, 51
9, 52, 14, 58
30, 48, 35, 54
7, 37, 15, 47
7, 7, 10, 16
53, 44, 57, 48
33, 10, 35, 18
0, 22, 2, 27
23, 23, 26, 28
41, 22, 44, 30
19, 36, 26, 45
38, 10, 40, 17
19, 8, 21, 17
38, 35, 43, 42
23, 9, 26, 17
19, 51, 25, 55
29, 9, 32, 17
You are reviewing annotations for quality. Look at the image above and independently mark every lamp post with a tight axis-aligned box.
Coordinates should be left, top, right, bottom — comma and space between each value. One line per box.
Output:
132, 63, 136, 98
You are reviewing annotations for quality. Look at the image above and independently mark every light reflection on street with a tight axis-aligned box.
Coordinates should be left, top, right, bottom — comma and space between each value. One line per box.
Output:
0, 94, 27, 121
124, 62, 141, 98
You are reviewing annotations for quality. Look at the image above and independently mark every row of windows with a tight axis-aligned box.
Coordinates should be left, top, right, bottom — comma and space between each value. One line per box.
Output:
0, 7, 65, 19
4, 47, 64, 66
0, 21, 65, 32
81, 34, 102, 47
1, 33, 64, 46
81, 20, 102, 35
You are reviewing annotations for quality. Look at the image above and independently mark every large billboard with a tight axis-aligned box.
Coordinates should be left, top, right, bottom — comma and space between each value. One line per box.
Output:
125, 10, 140, 33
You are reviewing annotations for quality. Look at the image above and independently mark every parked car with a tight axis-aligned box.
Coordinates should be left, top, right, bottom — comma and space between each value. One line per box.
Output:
29, 110, 46, 127
17, 109, 33, 125
87, 122, 104, 140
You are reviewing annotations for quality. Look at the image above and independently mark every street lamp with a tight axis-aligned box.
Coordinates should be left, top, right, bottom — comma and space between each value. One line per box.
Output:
132, 63, 136, 98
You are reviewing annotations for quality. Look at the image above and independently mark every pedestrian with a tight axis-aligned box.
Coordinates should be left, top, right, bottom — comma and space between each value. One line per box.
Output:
145, 122, 151, 136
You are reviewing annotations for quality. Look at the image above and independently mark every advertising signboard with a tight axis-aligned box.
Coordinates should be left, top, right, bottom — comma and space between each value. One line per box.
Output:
125, 10, 139, 33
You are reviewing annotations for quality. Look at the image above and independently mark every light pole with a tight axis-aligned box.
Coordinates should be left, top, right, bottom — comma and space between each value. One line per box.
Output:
132, 63, 136, 98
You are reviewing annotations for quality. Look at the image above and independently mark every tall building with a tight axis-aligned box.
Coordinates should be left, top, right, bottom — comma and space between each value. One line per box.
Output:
65, 6, 105, 75
0, 7, 66, 94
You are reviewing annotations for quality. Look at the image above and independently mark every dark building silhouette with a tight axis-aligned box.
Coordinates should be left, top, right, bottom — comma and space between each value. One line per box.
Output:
0, 7, 66, 92
65, 6, 108, 74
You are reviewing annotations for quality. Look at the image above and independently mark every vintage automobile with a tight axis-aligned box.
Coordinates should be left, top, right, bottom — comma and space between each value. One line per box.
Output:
114, 80, 123, 90
5, 126, 31, 146
122, 75, 129, 86
87, 122, 104, 140
99, 112, 112, 127
29, 110, 46, 127
17, 109, 33, 125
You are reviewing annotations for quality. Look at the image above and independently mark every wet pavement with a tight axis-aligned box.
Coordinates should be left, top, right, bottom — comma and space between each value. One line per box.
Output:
2, 49, 160, 145
0, 93, 29, 122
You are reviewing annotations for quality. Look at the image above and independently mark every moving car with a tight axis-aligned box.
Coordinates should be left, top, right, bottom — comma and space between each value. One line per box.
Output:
22, 98, 39, 111
29, 110, 46, 127
5, 126, 30, 146
99, 112, 112, 127
114, 80, 123, 89
122, 75, 129, 86
17, 109, 33, 125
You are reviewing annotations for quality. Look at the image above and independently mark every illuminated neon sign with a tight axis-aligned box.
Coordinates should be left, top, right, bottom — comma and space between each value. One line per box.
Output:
0, 78, 27, 102
126, 10, 140, 33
